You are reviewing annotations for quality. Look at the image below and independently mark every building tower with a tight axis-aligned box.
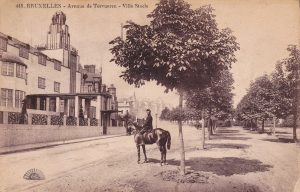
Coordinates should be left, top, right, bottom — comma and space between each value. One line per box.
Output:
43, 11, 79, 94
46, 11, 70, 50
108, 84, 117, 109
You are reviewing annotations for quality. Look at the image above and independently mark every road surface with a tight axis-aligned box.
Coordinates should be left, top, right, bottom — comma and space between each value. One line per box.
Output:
0, 121, 298, 192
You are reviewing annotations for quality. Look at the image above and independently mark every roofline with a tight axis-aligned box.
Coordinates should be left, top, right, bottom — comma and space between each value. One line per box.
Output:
26, 92, 112, 98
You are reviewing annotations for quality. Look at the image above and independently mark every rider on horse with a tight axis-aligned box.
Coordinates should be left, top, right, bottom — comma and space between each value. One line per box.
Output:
140, 109, 153, 134
132, 108, 171, 165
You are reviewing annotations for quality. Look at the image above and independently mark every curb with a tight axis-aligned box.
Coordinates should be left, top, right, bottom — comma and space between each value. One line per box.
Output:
0, 134, 127, 155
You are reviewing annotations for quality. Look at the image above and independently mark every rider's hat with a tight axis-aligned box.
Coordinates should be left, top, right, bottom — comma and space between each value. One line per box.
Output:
146, 108, 151, 112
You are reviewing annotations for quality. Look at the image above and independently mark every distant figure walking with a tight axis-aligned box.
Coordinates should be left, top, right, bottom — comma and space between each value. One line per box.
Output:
19, 98, 28, 124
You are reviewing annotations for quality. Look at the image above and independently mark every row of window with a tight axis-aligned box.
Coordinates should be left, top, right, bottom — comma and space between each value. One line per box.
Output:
37, 97, 57, 112
38, 54, 61, 71
1, 89, 25, 108
0, 37, 29, 59
38, 77, 60, 92
1, 83, 60, 108
1, 62, 61, 92
81, 85, 99, 93
0, 37, 61, 71
1, 62, 26, 79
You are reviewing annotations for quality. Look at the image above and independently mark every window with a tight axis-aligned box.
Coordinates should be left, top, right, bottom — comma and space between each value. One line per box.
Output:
49, 98, 56, 112
38, 77, 46, 89
88, 85, 93, 93
54, 81, 60, 93
38, 54, 46, 65
40, 97, 46, 110
15, 90, 25, 108
0, 38, 7, 51
1, 88, 13, 107
1, 62, 14, 76
16, 64, 26, 79
70, 53, 77, 65
19, 46, 29, 59
89, 106, 96, 118
54, 60, 61, 71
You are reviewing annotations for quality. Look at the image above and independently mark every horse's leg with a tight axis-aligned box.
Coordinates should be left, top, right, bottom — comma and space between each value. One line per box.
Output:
142, 145, 148, 163
158, 145, 164, 166
137, 145, 141, 164
163, 145, 168, 165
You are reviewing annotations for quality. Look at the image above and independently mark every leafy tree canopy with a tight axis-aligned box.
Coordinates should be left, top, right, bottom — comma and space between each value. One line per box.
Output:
110, 0, 239, 92
185, 69, 234, 117
236, 45, 300, 122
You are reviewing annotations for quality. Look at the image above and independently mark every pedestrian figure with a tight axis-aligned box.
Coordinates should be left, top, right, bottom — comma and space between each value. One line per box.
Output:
19, 98, 28, 124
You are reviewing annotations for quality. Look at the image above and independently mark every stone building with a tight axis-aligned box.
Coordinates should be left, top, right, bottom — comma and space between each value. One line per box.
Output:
0, 11, 117, 133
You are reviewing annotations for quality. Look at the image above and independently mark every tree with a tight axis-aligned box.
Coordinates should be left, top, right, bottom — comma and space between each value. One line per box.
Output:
236, 45, 299, 139
270, 62, 291, 134
109, 0, 239, 175
185, 69, 234, 145
160, 107, 171, 120
281, 45, 300, 141
250, 75, 275, 132
236, 75, 275, 132
236, 93, 255, 129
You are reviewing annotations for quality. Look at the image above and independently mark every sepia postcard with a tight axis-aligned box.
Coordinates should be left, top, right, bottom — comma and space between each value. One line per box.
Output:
0, 0, 299, 191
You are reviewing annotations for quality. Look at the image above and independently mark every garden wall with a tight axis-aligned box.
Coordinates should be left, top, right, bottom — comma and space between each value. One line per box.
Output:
0, 124, 126, 148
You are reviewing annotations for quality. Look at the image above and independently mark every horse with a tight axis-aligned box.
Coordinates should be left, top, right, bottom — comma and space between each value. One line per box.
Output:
129, 121, 171, 166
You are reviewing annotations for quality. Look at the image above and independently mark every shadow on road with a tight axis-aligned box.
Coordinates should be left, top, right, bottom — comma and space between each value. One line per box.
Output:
215, 129, 239, 134
213, 133, 244, 137
146, 158, 164, 164
274, 131, 290, 135
207, 143, 250, 149
151, 157, 273, 176
261, 138, 295, 143
211, 136, 252, 141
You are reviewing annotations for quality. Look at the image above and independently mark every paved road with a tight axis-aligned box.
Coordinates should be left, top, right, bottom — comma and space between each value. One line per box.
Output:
1, 121, 178, 192
0, 121, 298, 192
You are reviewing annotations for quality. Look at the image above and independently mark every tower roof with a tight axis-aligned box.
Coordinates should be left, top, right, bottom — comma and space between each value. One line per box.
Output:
52, 11, 66, 25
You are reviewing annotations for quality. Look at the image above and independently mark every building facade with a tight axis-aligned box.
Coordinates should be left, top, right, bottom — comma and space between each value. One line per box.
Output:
0, 11, 117, 132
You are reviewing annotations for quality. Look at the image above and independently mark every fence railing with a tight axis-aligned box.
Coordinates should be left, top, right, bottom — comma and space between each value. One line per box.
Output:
8, 112, 22, 124
2, 111, 103, 127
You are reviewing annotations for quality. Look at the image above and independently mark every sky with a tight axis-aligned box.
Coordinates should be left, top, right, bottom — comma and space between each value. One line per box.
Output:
0, 0, 299, 107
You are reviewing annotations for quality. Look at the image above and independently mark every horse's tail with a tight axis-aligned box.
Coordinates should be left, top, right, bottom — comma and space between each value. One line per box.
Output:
166, 131, 171, 150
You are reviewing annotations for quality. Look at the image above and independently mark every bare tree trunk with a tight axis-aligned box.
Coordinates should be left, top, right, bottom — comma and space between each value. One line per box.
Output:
178, 92, 185, 175
255, 118, 258, 131
273, 117, 276, 135
293, 63, 299, 142
293, 112, 298, 142
207, 121, 211, 140
207, 109, 211, 140
201, 110, 205, 149
293, 86, 299, 141
261, 119, 265, 133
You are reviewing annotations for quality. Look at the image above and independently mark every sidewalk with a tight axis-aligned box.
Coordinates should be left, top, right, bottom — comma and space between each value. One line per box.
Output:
0, 134, 126, 155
